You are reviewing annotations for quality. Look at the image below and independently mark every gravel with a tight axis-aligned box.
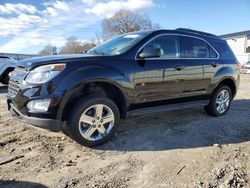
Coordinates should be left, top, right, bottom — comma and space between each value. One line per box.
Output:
0, 75, 249, 188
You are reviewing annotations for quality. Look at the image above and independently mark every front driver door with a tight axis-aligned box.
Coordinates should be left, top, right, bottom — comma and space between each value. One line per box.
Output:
133, 35, 184, 103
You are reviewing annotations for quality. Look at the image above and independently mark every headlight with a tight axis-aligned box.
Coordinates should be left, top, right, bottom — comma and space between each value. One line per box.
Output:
26, 64, 66, 84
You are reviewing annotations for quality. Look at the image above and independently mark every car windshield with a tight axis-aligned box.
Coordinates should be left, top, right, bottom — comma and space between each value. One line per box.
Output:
87, 32, 150, 55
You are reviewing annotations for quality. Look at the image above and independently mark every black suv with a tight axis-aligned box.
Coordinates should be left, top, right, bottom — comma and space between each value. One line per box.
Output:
7, 29, 240, 147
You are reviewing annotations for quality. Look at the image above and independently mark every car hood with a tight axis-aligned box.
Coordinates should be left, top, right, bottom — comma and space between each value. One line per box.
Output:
17, 54, 100, 69
0, 59, 17, 64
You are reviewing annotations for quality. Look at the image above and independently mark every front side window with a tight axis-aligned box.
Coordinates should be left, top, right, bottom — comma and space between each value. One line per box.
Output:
143, 35, 180, 58
182, 37, 218, 58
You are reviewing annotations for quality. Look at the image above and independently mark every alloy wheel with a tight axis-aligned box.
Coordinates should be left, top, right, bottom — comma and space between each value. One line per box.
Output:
216, 89, 230, 114
78, 104, 115, 141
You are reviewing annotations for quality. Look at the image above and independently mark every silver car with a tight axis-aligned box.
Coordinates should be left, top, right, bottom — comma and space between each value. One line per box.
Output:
241, 61, 250, 74
0, 56, 17, 84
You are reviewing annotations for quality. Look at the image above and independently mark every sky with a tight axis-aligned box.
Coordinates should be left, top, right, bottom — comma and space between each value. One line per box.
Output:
0, 0, 249, 54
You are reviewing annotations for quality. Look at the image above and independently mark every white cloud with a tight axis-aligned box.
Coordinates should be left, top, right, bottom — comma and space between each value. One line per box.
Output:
53, 1, 70, 11
44, 1, 70, 17
0, 31, 66, 53
85, 0, 155, 18
0, 3, 37, 15
46, 7, 58, 16
0, 14, 47, 36
0, 1, 99, 53
0, 0, 156, 53
82, 0, 96, 6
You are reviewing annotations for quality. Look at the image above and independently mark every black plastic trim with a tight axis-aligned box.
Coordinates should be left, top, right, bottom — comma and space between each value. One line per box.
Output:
127, 100, 209, 117
9, 103, 61, 132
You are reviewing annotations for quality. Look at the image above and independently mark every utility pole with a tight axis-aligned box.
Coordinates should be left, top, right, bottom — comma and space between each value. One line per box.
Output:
52, 46, 57, 55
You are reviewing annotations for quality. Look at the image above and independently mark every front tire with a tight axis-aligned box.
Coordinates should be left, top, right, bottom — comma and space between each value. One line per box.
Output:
205, 85, 232, 117
0, 71, 10, 84
68, 96, 120, 147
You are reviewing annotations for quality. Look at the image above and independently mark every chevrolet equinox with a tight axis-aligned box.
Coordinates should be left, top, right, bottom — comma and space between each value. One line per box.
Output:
7, 28, 240, 147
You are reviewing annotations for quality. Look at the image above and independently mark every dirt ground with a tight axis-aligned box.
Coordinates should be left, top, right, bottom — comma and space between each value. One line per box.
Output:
0, 75, 250, 188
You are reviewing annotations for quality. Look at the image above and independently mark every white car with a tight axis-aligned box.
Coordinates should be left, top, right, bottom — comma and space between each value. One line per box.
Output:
0, 56, 17, 84
241, 61, 250, 74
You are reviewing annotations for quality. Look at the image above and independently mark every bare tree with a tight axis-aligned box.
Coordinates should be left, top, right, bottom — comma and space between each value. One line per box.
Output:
81, 42, 96, 53
102, 9, 160, 39
94, 31, 102, 45
39, 44, 54, 55
59, 37, 96, 54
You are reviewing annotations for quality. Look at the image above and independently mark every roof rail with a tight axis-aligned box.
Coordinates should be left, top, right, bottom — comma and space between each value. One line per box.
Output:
176, 28, 217, 37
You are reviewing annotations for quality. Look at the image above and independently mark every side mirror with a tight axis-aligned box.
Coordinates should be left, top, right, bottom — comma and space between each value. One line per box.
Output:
138, 47, 161, 59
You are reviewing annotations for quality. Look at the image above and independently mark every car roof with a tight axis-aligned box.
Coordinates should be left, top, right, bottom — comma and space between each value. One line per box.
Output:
134, 28, 221, 40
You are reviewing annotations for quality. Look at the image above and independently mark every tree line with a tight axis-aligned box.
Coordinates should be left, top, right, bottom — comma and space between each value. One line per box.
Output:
39, 9, 159, 55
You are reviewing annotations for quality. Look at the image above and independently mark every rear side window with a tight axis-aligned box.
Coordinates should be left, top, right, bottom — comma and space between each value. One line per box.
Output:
210, 40, 236, 60
182, 37, 218, 58
143, 35, 180, 58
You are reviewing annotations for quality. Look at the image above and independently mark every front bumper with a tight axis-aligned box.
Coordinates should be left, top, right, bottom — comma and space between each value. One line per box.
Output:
241, 69, 250, 74
9, 103, 61, 132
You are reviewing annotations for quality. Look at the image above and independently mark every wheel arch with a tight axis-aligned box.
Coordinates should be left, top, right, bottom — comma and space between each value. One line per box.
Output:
212, 66, 239, 98
214, 77, 237, 98
58, 80, 128, 122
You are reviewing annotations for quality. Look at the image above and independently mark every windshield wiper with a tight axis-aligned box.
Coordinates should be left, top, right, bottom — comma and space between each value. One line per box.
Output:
88, 49, 106, 55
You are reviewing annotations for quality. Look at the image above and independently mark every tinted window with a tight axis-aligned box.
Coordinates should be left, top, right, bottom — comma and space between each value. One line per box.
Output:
211, 40, 235, 60
209, 46, 217, 58
183, 37, 217, 58
143, 35, 180, 58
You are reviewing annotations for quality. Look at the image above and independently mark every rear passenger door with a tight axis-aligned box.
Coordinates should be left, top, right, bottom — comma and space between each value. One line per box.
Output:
180, 36, 218, 97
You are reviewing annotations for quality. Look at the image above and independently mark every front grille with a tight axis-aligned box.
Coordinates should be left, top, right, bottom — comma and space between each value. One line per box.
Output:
8, 78, 21, 98
7, 67, 27, 98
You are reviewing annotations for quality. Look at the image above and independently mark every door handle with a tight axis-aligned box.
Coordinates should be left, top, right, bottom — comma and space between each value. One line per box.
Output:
211, 62, 219, 67
175, 65, 184, 71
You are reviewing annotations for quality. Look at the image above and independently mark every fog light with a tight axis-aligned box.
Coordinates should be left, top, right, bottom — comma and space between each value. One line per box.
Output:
27, 99, 51, 112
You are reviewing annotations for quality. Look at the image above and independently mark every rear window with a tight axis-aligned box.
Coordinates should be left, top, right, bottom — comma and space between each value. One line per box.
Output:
182, 37, 218, 58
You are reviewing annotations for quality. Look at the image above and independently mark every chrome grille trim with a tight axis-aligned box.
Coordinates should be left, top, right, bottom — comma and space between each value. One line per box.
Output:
7, 67, 27, 98
8, 78, 21, 97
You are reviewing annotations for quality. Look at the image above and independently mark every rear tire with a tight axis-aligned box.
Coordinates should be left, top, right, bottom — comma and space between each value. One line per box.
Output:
204, 85, 232, 117
68, 96, 120, 147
